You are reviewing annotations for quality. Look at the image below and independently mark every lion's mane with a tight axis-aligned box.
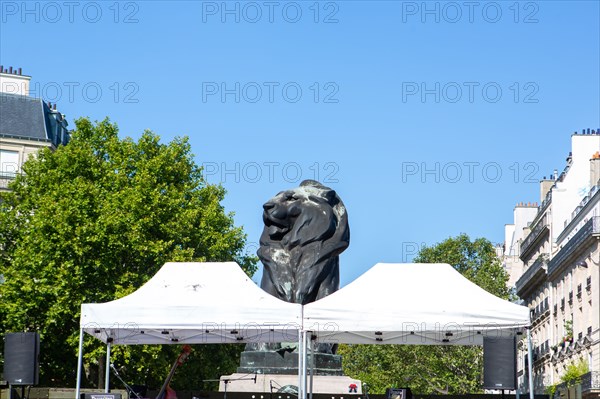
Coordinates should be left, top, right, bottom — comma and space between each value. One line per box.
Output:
258, 180, 350, 305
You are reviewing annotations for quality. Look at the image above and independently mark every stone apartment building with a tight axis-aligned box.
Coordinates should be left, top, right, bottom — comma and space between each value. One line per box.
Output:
0, 66, 70, 192
501, 130, 600, 397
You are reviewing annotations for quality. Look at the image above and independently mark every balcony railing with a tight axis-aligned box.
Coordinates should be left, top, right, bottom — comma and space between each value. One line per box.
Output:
554, 372, 600, 399
0, 171, 19, 187
581, 371, 600, 391
515, 255, 548, 297
559, 185, 600, 243
520, 214, 549, 260
568, 291, 573, 305
549, 217, 600, 276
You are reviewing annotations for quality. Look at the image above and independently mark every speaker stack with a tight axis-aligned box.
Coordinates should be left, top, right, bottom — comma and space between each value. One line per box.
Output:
483, 336, 517, 390
3, 332, 40, 386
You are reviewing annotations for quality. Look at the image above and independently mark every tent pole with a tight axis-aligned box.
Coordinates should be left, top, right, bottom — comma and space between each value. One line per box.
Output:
75, 328, 85, 399
526, 328, 534, 399
309, 334, 314, 399
298, 331, 303, 399
105, 342, 111, 392
303, 331, 309, 399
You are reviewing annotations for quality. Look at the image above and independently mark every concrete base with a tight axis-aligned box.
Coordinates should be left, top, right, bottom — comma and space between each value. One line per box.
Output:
237, 351, 343, 376
219, 373, 362, 394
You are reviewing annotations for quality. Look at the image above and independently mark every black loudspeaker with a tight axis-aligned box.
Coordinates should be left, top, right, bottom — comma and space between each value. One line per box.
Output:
3, 332, 40, 385
483, 336, 517, 390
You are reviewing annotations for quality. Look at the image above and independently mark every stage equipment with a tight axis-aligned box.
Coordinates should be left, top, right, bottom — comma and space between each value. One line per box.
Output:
483, 336, 517, 390
4, 332, 40, 386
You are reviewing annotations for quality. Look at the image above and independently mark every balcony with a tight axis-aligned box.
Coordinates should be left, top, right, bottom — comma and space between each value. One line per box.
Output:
0, 171, 18, 190
516, 255, 548, 298
581, 371, 600, 392
549, 217, 600, 277
554, 372, 600, 399
535, 340, 550, 359
531, 297, 550, 321
558, 185, 600, 243
520, 214, 550, 261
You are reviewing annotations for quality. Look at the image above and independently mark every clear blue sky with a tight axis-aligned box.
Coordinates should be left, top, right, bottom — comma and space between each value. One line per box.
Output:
1, 0, 599, 286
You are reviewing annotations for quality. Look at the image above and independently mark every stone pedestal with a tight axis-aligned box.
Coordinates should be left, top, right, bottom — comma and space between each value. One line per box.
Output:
237, 351, 343, 376
221, 349, 360, 394
219, 374, 362, 394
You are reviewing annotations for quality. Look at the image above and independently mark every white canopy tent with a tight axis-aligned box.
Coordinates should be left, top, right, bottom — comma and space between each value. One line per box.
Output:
76, 262, 533, 399
75, 262, 302, 399
79, 262, 302, 345
304, 263, 530, 345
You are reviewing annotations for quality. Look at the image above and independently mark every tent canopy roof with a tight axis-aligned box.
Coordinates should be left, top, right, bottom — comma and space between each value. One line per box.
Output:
304, 263, 530, 345
80, 262, 302, 344
80, 262, 529, 346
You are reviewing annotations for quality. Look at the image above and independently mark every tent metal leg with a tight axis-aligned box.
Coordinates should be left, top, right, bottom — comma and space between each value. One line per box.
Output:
304, 331, 309, 399
309, 335, 314, 399
298, 331, 304, 399
105, 342, 111, 392
527, 328, 534, 399
297, 330, 308, 399
75, 328, 85, 399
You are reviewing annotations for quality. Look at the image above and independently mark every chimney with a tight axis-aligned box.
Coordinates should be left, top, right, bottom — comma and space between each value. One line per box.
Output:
590, 152, 600, 187
0, 66, 31, 96
540, 177, 554, 204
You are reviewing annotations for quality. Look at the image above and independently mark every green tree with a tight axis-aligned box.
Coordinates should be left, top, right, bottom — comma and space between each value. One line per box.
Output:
338, 234, 511, 394
560, 359, 589, 387
0, 118, 257, 389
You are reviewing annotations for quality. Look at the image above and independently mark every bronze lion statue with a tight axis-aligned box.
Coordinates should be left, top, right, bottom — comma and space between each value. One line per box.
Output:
258, 179, 350, 305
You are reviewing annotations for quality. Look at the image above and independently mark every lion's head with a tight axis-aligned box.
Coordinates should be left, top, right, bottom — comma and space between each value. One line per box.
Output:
258, 180, 349, 304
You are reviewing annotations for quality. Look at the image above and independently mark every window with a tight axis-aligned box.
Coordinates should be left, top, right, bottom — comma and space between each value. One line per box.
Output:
0, 150, 19, 178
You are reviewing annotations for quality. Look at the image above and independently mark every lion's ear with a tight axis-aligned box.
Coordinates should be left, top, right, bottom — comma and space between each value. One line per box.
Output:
323, 189, 337, 203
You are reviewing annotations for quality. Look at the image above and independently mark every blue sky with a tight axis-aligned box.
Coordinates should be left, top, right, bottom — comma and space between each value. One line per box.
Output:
1, 0, 599, 286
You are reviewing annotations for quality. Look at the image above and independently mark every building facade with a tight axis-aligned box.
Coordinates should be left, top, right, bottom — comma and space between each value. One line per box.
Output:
0, 66, 70, 192
502, 130, 600, 397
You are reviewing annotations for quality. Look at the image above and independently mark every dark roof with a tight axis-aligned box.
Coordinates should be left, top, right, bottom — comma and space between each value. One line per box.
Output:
0, 92, 69, 147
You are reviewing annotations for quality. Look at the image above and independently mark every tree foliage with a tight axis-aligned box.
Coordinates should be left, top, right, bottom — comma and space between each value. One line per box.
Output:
0, 118, 257, 389
338, 234, 511, 394
560, 359, 589, 387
